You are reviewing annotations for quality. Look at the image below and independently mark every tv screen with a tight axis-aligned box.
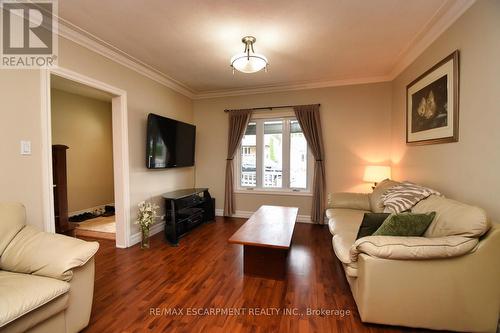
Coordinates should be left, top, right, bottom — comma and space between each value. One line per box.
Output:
146, 113, 196, 169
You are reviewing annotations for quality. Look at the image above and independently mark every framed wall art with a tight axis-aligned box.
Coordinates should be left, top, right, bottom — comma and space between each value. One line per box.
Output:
406, 50, 459, 145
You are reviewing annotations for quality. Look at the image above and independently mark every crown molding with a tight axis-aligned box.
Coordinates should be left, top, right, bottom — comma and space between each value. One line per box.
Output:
54, 0, 475, 100
388, 0, 476, 80
56, 18, 196, 99
193, 75, 392, 99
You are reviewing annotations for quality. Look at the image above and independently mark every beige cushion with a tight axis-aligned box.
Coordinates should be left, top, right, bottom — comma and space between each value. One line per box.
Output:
0, 270, 70, 327
0, 226, 99, 281
1, 292, 68, 333
0, 203, 26, 256
350, 235, 478, 262
330, 192, 371, 211
369, 179, 400, 213
412, 195, 491, 238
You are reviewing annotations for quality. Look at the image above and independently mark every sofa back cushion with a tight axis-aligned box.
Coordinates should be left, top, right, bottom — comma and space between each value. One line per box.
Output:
0, 203, 26, 256
369, 179, 400, 213
412, 195, 490, 238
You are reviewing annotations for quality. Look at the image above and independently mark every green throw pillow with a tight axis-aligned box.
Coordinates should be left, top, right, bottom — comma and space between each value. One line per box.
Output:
356, 213, 391, 239
372, 212, 436, 237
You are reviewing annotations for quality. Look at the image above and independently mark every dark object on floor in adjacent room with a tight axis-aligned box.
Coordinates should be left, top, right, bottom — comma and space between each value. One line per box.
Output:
69, 205, 115, 223
102, 205, 115, 217
69, 212, 97, 223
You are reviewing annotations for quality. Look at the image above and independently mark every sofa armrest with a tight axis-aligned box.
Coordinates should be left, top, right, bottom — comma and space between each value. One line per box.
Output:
0, 225, 99, 281
329, 192, 371, 211
65, 258, 96, 332
350, 235, 478, 262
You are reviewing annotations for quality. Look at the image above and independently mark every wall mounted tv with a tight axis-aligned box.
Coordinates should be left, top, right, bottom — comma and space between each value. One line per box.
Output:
146, 113, 196, 169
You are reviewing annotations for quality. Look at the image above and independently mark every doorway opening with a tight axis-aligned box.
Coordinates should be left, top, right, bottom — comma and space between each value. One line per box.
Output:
51, 75, 116, 240
41, 68, 130, 248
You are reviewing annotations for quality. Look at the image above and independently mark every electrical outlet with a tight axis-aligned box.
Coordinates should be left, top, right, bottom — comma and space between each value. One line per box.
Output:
20, 140, 31, 155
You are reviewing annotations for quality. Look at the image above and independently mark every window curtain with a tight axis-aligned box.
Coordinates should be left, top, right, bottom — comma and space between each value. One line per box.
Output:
224, 109, 252, 216
293, 104, 326, 224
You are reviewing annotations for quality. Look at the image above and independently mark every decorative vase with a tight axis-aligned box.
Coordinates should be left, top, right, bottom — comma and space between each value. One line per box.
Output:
140, 227, 150, 249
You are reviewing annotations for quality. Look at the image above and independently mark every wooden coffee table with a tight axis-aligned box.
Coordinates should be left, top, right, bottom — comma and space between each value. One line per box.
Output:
228, 205, 298, 280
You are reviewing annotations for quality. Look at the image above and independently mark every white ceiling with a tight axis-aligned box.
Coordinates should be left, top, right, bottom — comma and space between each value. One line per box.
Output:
58, 0, 471, 96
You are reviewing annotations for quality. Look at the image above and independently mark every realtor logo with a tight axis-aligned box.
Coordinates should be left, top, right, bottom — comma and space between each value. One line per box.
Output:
1, 0, 58, 68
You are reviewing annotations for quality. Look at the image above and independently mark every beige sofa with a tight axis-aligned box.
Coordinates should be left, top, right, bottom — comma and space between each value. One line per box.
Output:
327, 181, 500, 332
0, 203, 99, 333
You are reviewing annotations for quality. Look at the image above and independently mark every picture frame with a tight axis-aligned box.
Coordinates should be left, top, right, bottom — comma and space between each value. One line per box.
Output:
406, 50, 459, 145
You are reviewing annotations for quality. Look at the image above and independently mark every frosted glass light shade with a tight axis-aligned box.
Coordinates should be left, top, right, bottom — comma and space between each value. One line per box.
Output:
231, 53, 268, 73
363, 166, 391, 183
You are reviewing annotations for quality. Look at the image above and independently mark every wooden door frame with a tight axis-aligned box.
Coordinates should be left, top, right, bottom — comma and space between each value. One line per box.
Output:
40, 66, 131, 248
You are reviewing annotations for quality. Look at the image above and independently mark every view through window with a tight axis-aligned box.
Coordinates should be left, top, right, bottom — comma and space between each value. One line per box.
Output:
240, 122, 257, 187
239, 118, 309, 191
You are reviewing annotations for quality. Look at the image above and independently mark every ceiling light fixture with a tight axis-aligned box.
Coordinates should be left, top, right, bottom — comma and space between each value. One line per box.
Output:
230, 36, 269, 74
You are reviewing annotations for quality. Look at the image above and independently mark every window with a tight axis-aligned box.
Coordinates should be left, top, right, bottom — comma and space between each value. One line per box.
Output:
240, 122, 256, 187
237, 117, 311, 193
290, 120, 308, 189
263, 121, 283, 188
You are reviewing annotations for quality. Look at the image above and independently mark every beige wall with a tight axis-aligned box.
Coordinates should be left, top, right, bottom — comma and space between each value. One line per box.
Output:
390, 0, 500, 221
193, 83, 392, 217
0, 37, 194, 233
0, 70, 44, 225
51, 89, 114, 213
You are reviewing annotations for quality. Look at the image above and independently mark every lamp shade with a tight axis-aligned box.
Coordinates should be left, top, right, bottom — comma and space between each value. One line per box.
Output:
230, 36, 269, 74
230, 53, 268, 73
363, 166, 391, 183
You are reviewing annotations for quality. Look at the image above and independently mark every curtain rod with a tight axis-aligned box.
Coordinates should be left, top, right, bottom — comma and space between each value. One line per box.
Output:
224, 103, 320, 113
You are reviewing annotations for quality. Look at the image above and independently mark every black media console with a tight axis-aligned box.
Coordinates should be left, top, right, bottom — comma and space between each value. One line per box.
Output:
162, 188, 215, 245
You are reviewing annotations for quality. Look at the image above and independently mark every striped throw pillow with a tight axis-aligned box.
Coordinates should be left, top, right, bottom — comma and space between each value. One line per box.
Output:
380, 182, 440, 213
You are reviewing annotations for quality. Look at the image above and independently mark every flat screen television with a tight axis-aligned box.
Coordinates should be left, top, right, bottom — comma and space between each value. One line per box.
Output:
146, 113, 196, 169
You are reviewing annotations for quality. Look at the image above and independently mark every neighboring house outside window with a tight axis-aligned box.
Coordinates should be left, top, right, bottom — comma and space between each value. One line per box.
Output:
236, 117, 312, 194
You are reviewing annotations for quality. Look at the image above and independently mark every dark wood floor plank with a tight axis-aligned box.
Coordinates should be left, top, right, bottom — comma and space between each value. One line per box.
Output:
81, 217, 435, 333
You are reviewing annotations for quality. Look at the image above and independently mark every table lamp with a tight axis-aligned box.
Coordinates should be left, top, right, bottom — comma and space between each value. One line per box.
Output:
363, 166, 391, 189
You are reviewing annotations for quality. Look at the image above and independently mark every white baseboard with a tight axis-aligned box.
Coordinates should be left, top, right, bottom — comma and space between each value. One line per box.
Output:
129, 221, 165, 246
69, 203, 114, 217
127, 205, 321, 246
215, 208, 314, 224
128, 208, 322, 247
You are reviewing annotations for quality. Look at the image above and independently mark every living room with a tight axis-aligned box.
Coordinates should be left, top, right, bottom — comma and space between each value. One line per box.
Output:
0, 0, 499, 332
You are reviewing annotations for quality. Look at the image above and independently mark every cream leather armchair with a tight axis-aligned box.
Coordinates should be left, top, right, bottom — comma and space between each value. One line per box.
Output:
0, 203, 99, 333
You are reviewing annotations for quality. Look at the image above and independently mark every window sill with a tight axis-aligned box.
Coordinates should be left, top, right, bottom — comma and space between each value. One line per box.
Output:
234, 189, 313, 197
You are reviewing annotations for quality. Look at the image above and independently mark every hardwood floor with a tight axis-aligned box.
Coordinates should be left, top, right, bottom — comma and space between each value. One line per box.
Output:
81, 217, 433, 333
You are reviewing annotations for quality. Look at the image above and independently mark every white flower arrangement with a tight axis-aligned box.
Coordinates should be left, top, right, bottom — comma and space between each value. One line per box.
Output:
135, 201, 160, 230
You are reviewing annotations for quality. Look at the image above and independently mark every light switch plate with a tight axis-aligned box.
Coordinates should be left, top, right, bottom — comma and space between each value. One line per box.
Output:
20, 140, 31, 155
